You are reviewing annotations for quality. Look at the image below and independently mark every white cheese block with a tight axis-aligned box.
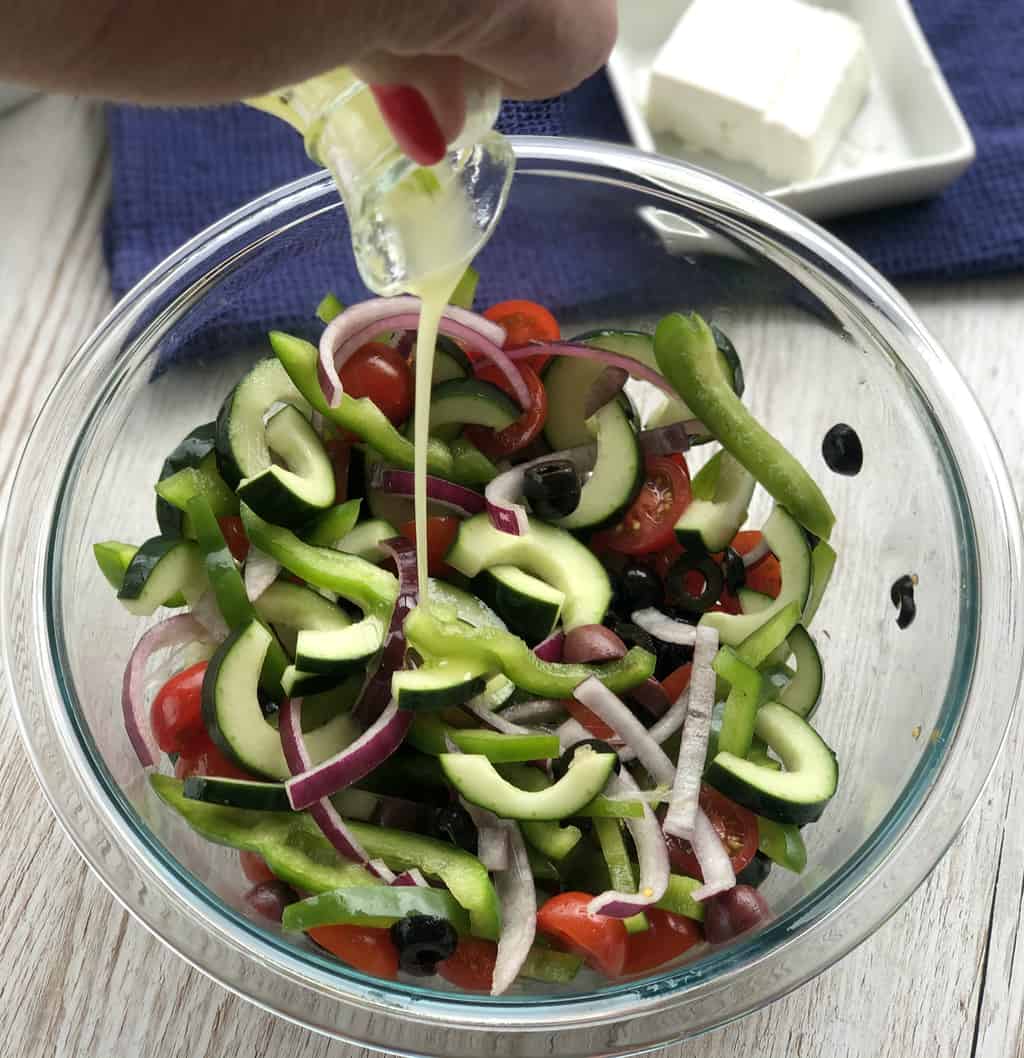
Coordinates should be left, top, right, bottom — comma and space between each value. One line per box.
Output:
646, 0, 870, 184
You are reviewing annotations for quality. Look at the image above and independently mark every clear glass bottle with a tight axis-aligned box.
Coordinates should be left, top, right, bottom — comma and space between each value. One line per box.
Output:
248, 69, 514, 295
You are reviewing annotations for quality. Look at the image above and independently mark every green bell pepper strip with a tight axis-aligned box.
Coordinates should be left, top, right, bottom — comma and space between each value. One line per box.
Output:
653, 874, 705, 922
150, 776, 501, 939
496, 763, 583, 861
268, 330, 462, 481
520, 947, 583, 983
240, 504, 398, 619
303, 499, 362, 547
804, 539, 837, 627
449, 437, 498, 486
187, 496, 288, 692
747, 737, 782, 771
712, 646, 764, 760
282, 885, 471, 934
654, 312, 835, 541
156, 462, 238, 520
316, 292, 345, 324
736, 600, 802, 669
402, 606, 655, 698
408, 714, 561, 762
594, 818, 649, 934
526, 847, 560, 882
757, 816, 807, 873
93, 541, 188, 608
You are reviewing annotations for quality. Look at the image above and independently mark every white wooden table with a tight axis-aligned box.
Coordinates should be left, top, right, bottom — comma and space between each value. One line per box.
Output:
2, 95, 1022, 1058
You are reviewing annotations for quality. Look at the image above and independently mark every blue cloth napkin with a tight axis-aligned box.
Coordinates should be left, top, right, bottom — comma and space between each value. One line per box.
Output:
105, 0, 1024, 358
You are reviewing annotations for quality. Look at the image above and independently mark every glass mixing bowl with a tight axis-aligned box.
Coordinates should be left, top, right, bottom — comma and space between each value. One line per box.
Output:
4, 138, 1021, 1057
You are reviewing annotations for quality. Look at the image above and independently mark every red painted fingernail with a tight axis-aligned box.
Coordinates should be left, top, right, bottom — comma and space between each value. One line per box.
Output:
370, 84, 447, 166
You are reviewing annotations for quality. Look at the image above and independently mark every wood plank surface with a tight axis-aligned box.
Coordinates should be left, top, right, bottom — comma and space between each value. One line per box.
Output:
1, 95, 1022, 1058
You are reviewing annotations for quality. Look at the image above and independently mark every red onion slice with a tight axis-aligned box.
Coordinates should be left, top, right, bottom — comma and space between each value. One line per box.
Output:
122, 615, 210, 766
588, 771, 669, 917
369, 859, 396, 884
484, 446, 595, 536
318, 297, 529, 409
631, 608, 698, 646
392, 868, 429, 888
509, 341, 678, 399
244, 547, 281, 601
369, 465, 485, 517
460, 798, 510, 871
285, 697, 412, 810
663, 626, 720, 840
619, 674, 691, 764
742, 537, 772, 567
491, 821, 536, 996
572, 676, 674, 786
629, 678, 671, 719
583, 365, 629, 419
533, 632, 564, 662
638, 421, 705, 456
190, 590, 230, 641
690, 806, 736, 902
354, 536, 419, 724
279, 698, 375, 869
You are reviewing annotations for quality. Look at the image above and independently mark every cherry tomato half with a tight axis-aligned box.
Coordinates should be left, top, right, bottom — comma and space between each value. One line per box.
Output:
218, 516, 250, 563
664, 785, 758, 879
239, 851, 277, 885
174, 732, 253, 781
437, 937, 497, 992
565, 699, 617, 742
536, 892, 628, 978
483, 299, 560, 374
463, 363, 547, 460
398, 516, 460, 576
339, 341, 413, 426
591, 455, 692, 556
621, 909, 703, 975
308, 925, 399, 980
660, 663, 693, 705
732, 530, 782, 597
151, 661, 208, 754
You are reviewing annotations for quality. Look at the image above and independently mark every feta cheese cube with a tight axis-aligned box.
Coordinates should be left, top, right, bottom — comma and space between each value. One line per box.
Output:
646, 0, 870, 184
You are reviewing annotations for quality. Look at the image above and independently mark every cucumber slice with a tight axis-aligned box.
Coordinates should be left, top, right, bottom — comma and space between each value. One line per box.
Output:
473, 565, 564, 645
494, 763, 586, 859
433, 341, 470, 385
253, 581, 352, 633
736, 600, 802, 668
335, 519, 398, 563
294, 616, 385, 674
713, 647, 764, 759
216, 357, 310, 488
542, 347, 616, 451
447, 513, 612, 629
778, 625, 823, 718
442, 747, 616, 820
408, 715, 560, 762
554, 401, 643, 531
156, 451, 238, 529
236, 404, 335, 527
95, 540, 189, 607
804, 539, 837, 627
116, 536, 206, 616
154, 423, 219, 536
280, 667, 355, 697
701, 506, 812, 646
428, 579, 507, 631
302, 498, 362, 548
183, 776, 293, 812
316, 292, 344, 323
675, 452, 755, 552
203, 620, 358, 780
705, 703, 838, 824
429, 378, 519, 433
392, 657, 491, 710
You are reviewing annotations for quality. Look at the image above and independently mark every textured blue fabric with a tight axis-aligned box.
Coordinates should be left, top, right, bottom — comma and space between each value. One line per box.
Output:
105, 0, 1024, 340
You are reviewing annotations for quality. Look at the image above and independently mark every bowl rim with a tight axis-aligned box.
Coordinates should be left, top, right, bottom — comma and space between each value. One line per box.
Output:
4, 135, 1022, 1057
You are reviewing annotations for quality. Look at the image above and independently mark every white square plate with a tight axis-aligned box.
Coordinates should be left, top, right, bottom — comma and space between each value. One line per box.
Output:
606, 0, 976, 219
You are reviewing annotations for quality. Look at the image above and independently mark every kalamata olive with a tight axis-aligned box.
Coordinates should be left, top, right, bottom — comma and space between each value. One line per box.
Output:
552, 739, 620, 783
604, 616, 657, 655
616, 564, 664, 613
628, 677, 671, 718
563, 624, 627, 664
523, 459, 582, 520
735, 852, 773, 889
822, 423, 863, 476
390, 915, 458, 976
890, 573, 917, 629
703, 885, 772, 945
244, 880, 297, 923
428, 804, 478, 854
